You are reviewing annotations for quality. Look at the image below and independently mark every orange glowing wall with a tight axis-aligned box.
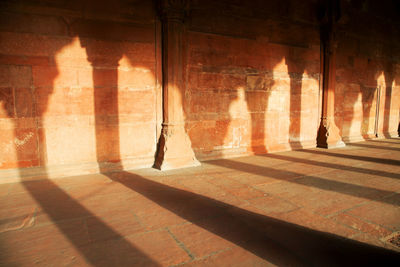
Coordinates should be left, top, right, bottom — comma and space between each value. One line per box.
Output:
0, 0, 399, 178
183, 0, 400, 159
334, 1, 400, 141
0, 0, 159, 177
184, 1, 322, 159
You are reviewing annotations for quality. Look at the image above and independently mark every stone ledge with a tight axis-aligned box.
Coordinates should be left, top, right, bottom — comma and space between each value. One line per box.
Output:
343, 133, 397, 143
0, 156, 154, 184
195, 139, 317, 161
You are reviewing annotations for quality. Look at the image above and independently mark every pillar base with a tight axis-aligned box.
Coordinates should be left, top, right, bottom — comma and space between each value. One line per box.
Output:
317, 118, 345, 149
376, 132, 400, 139
154, 124, 200, 170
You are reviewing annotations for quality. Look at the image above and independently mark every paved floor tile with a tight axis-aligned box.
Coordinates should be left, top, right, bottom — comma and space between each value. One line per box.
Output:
331, 212, 392, 238
1, 138, 400, 266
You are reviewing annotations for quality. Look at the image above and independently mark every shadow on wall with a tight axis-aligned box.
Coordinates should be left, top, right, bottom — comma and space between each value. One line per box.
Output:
334, 44, 375, 141
382, 61, 395, 136
372, 59, 398, 138
84, 3, 399, 262
1, 0, 400, 265
184, 41, 320, 157
183, 0, 324, 157
360, 84, 376, 138
0, 0, 159, 265
335, 38, 399, 142
243, 53, 311, 155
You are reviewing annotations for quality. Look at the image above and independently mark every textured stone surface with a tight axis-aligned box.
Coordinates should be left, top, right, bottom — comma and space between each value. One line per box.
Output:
0, 0, 399, 179
1, 139, 400, 266
0, 0, 158, 174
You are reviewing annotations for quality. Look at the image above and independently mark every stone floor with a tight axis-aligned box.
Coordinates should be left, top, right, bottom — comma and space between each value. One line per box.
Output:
1, 139, 400, 266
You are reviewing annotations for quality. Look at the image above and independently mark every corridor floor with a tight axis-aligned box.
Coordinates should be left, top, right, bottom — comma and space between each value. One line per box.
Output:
1, 139, 400, 266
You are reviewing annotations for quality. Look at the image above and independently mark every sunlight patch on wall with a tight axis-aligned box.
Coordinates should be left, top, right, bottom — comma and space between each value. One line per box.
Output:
44, 37, 96, 165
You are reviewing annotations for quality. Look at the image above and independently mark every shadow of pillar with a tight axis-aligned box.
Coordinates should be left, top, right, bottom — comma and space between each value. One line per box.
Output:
82, 48, 123, 173
382, 62, 395, 137
288, 59, 305, 150
398, 120, 400, 137
76, 36, 158, 266
360, 84, 376, 139
107, 169, 400, 266
245, 76, 269, 154
0, 1, 159, 265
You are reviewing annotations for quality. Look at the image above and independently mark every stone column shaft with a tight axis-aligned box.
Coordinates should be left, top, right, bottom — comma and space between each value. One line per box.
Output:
154, 0, 200, 170
317, 0, 345, 148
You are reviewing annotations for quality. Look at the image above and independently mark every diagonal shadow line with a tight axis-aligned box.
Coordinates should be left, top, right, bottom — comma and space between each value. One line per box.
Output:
348, 143, 400, 152
368, 139, 400, 145
301, 150, 400, 166
261, 153, 400, 180
19, 178, 160, 266
207, 159, 399, 206
106, 171, 400, 266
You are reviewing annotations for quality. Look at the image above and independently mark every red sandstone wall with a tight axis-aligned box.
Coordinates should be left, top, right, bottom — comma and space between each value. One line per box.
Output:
184, 0, 400, 159
0, 0, 399, 177
184, 0, 322, 159
334, 0, 400, 141
0, 0, 158, 177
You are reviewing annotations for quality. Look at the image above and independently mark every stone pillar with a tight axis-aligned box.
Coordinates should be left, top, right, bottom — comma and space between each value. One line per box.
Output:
317, 0, 345, 148
154, 0, 200, 170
